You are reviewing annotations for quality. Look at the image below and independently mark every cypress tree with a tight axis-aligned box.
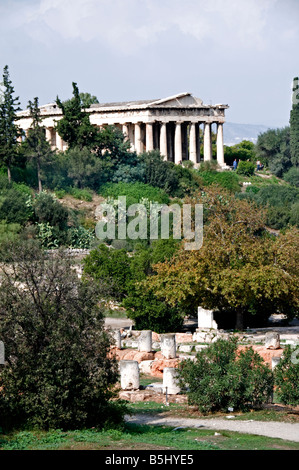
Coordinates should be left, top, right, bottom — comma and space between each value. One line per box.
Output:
0, 65, 21, 182
22, 97, 53, 192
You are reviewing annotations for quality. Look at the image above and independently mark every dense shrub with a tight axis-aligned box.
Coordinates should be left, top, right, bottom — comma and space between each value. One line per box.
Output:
139, 150, 180, 196
0, 221, 22, 245
274, 345, 299, 405
33, 192, 69, 231
0, 242, 125, 430
68, 187, 93, 202
289, 202, 299, 227
266, 205, 291, 230
99, 181, 170, 205
33, 192, 69, 246
283, 167, 299, 187
198, 170, 241, 193
236, 160, 255, 176
0, 188, 32, 225
122, 286, 185, 333
68, 225, 95, 249
83, 244, 132, 301
178, 337, 274, 413
255, 127, 291, 177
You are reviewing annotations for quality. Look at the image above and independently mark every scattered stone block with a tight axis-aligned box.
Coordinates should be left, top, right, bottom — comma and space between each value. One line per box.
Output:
265, 332, 280, 350
138, 330, 152, 352
160, 333, 176, 359
120, 360, 140, 390
271, 357, 281, 370
163, 367, 181, 395
195, 344, 208, 352
178, 344, 193, 353
193, 329, 218, 343
139, 360, 154, 374
197, 306, 218, 329
113, 329, 122, 349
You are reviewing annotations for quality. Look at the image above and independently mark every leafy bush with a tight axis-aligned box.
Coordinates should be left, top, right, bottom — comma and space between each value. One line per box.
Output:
69, 187, 93, 202
0, 188, 32, 225
266, 206, 291, 230
33, 191, 69, 231
68, 225, 95, 249
111, 163, 146, 184
83, 244, 132, 301
274, 345, 299, 405
283, 167, 299, 187
99, 181, 170, 205
122, 286, 185, 333
0, 242, 125, 430
139, 150, 181, 196
198, 159, 219, 172
289, 202, 299, 227
35, 222, 59, 249
0, 221, 22, 245
236, 160, 255, 176
178, 338, 274, 413
256, 185, 299, 206
198, 170, 241, 193
33, 192, 69, 245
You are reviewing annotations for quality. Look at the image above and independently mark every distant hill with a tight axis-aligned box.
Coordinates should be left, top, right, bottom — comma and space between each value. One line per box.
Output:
223, 122, 271, 146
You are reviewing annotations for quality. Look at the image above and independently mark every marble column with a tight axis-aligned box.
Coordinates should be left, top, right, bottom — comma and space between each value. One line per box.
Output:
122, 123, 129, 140
189, 123, 197, 164
160, 122, 168, 160
45, 128, 52, 143
56, 131, 63, 151
174, 122, 182, 164
134, 123, 142, 154
146, 123, 154, 151
216, 123, 225, 166
203, 122, 212, 161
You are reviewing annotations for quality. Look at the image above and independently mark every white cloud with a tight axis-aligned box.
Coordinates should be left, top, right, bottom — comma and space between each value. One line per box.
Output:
2, 0, 282, 54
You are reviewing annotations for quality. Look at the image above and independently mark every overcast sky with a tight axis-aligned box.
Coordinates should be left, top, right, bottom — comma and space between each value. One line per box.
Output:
0, 0, 298, 127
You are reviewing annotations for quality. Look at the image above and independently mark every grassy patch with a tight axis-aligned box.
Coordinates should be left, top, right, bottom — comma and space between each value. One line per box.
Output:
1, 422, 298, 451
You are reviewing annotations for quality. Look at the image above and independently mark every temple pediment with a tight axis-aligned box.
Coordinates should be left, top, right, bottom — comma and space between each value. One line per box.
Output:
148, 93, 203, 107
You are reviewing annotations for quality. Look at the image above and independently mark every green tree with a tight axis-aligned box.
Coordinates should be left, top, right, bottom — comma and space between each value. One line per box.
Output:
22, 97, 53, 192
283, 167, 299, 187
224, 140, 256, 166
83, 244, 132, 301
290, 77, 299, 167
56, 82, 98, 149
79, 92, 99, 108
147, 187, 299, 329
0, 65, 21, 182
255, 127, 291, 176
0, 241, 125, 430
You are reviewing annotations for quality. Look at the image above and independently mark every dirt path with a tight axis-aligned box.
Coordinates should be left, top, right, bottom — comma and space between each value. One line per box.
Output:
126, 413, 299, 443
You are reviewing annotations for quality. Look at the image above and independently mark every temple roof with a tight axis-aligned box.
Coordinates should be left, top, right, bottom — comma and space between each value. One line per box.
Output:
17, 92, 228, 117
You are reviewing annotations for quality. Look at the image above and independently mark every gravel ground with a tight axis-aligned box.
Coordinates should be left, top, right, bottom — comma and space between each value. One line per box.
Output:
126, 413, 299, 443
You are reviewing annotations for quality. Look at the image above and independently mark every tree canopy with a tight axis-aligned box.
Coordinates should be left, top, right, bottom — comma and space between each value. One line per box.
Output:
145, 187, 299, 329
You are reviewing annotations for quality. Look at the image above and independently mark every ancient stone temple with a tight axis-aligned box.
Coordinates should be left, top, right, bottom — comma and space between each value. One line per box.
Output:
16, 92, 229, 167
